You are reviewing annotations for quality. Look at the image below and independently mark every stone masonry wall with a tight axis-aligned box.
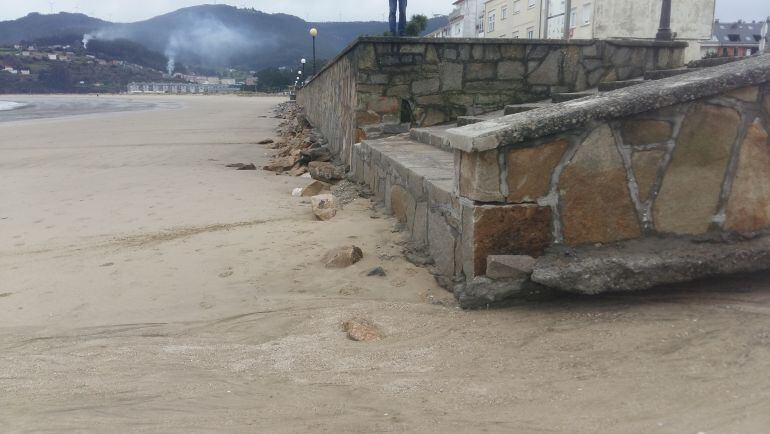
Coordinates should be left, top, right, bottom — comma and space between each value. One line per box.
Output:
296, 53, 357, 160
457, 83, 770, 277
298, 37, 686, 164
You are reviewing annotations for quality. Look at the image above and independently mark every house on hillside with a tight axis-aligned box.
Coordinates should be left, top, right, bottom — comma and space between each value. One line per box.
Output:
20, 69, 30, 75
701, 19, 770, 58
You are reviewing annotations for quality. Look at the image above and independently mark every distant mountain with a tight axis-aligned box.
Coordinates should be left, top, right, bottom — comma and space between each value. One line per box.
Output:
0, 6, 448, 71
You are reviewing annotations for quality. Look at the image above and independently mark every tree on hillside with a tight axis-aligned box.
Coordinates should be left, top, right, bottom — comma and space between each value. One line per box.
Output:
405, 15, 428, 37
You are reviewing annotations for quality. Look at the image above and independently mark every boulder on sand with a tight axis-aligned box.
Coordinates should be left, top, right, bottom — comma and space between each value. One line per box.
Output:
311, 194, 338, 221
309, 161, 345, 183
322, 245, 364, 268
302, 180, 332, 197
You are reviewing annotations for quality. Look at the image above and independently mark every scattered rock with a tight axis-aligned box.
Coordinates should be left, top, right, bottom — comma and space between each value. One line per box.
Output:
322, 245, 364, 268
331, 180, 360, 205
0, 292, 12, 298
237, 164, 257, 171
486, 255, 536, 280
226, 163, 247, 168
311, 194, 338, 221
367, 266, 387, 277
301, 146, 332, 163
309, 161, 345, 183
257, 138, 274, 145
263, 156, 297, 172
301, 180, 332, 197
100, 262, 115, 267
342, 318, 383, 342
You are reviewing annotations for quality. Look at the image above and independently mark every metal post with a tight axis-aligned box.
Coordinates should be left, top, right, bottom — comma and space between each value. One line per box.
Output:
312, 36, 316, 75
656, 0, 673, 41
564, 0, 572, 39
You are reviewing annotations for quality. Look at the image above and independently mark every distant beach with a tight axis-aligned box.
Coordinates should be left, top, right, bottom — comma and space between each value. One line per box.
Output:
0, 95, 180, 123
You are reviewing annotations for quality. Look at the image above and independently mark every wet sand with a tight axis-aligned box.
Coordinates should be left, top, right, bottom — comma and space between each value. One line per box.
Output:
1, 95, 769, 432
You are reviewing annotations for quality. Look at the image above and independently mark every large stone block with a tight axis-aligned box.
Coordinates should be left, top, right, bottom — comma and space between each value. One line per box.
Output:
654, 104, 740, 235
497, 61, 526, 80
527, 50, 562, 85
366, 96, 399, 114
357, 44, 376, 69
440, 62, 463, 91
560, 124, 642, 245
725, 120, 770, 232
390, 184, 417, 227
465, 63, 496, 81
412, 78, 441, 96
400, 44, 426, 54
500, 45, 525, 60
621, 119, 673, 146
459, 150, 504, 202
631, 149, 666, 203
726, 86, 759, 102
506, 139, 569, 203
428, 210, 458, 277
472, 205, 553, 276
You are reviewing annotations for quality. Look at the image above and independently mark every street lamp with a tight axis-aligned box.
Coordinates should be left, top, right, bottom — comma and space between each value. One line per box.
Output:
309, 28, 318, 75
300, 58, 306, 79
655, 0, 673, 41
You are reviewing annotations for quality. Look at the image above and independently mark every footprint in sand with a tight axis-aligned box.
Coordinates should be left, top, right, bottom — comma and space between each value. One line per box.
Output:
219, 268, 234, 278
0, 293, 12, 298
199, 301, 214, 310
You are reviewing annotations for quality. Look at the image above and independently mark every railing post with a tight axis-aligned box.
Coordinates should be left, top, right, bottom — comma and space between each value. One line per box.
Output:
656, 0, 674, 41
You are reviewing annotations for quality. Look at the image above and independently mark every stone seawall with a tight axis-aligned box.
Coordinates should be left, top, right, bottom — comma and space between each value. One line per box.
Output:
449, 55, 770, 278
298, 37, 686, 164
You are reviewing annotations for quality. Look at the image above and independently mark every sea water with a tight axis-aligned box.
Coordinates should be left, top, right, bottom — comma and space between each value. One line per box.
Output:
0, 101, 29, 111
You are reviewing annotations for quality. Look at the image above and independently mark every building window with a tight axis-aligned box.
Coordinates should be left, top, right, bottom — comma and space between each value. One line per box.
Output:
570, 8, 577, 28
488, 12, 496, 32
513, 1, 521, 14
527, 27, 535, 39
512, 31, 520, 38
501, 6, 508, 19
528, 0, 536, 8
582, 3, 592, 25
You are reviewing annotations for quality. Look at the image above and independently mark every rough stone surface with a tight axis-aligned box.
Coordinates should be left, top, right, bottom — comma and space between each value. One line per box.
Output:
621, 120, 673, 146
527, 50, 561, 85
454, 276, 529, 309
390, 185, 417, 226
631, 150, 666, 203
465, 63, 496, 81
560, 125, 642, 245
725, 120, 770, 232
726, 86, 759, 102
459, 149, 503, 202
473, 205, 552, 276
322, 245, 364, 268
497, 61, 526, 80
309, 161, 345, 183
301, 180, 332, 197
486, 255, 537, 280
311, 194, 338, 221
428, 210, 458, 277
506, 139, 568, 203
439, 62, 463, 91
342, 318, 382, 342
654, 104, 739, 234
532, 234, 770, 294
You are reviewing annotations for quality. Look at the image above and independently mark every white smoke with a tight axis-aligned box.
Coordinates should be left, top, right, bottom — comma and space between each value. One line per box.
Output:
82, 33, 94, 49
166, 57, 175, 75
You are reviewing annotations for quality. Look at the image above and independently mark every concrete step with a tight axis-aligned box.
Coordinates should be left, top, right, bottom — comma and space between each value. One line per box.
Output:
598, 79, 645, 92
504, 102, 552, 115
551, 92, 595, 103
644, 68, 701, 80
409, 125, 454, 151
687, 56, 746, 69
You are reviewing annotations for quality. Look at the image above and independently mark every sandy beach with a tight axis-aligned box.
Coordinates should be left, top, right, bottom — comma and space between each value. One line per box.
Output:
1, 95, 770, 433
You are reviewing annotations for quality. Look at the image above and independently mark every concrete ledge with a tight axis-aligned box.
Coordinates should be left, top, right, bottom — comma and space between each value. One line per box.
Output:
446, 54, 770, 152
531, 234, 770, 295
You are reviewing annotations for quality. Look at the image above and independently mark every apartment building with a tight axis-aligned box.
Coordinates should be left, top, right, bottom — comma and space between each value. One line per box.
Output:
484, 0, 544, 39
427, 0, 485, 38
483, 0, 714, 60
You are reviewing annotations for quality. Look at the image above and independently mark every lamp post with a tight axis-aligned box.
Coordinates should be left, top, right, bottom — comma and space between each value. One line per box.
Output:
655, 0, 673, 41
300, 58, 306, 78
309, 28, 318, 75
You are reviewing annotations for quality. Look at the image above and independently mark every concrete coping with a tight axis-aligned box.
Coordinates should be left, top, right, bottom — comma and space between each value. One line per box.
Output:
302, 36, 687, 87
446, 54, 770, 153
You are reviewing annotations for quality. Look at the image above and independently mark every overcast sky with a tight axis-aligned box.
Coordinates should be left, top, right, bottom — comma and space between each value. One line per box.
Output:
1, 0, 768, 23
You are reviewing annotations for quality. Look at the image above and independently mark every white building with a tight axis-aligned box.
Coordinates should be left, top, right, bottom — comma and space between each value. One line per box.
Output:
482, 0, 714, 60
428, 0, 485, 38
